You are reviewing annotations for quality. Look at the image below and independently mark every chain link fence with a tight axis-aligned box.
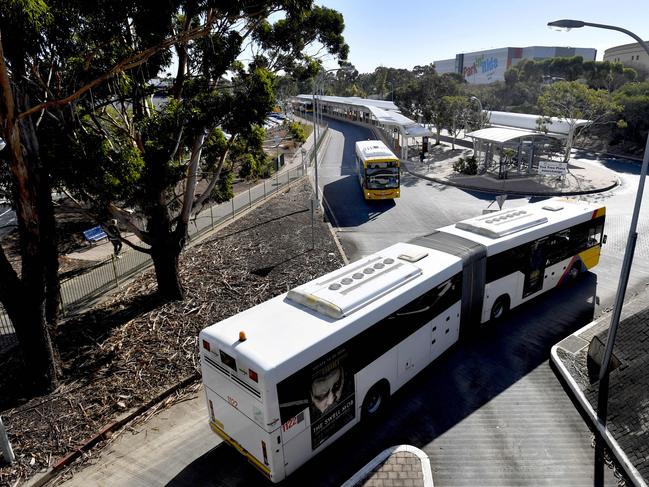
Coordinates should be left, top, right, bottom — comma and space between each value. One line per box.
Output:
0, 126, 327, 353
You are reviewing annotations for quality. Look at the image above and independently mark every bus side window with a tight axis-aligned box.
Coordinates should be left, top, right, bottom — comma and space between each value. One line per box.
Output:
589, 225, 603, 246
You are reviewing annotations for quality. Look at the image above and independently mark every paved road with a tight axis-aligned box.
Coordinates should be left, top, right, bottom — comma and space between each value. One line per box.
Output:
314, 119, 643, 485
61, 119, 645, 487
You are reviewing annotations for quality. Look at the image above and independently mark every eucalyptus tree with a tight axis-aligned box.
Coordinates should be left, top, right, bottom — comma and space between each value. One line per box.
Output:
0, 0, 346, 393
537, 81, 622, 163
0, 0, 204, 392
441, 96, 470, 150
57, 2, 348, 301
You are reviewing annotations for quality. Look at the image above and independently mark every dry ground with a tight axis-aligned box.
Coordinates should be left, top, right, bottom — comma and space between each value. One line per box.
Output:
0, 179, 344, 486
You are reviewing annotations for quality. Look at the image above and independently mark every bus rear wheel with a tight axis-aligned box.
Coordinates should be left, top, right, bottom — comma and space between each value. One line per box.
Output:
362, 382, 389, 419
490, 295, 510, 321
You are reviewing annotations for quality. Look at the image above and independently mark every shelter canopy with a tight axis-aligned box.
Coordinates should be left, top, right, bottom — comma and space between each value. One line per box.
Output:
465, 127, 564, 144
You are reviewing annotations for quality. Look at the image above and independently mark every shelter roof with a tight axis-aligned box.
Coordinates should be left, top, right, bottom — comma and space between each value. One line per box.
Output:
293, 94, 433, 137
487, 111, 589, 135
465, 127, 563, 144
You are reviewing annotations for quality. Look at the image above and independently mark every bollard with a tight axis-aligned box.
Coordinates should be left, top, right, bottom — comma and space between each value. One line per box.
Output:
0, 416, 15, 464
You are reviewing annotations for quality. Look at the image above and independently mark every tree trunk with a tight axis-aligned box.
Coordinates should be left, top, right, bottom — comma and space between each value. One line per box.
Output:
5, 282, 58, 392
148, 199, 185, 301
0, 35, 59, 393
151, 243, 184, 301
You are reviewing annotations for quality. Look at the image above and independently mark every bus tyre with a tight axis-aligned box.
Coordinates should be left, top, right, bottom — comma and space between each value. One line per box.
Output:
362, 382, 389, 420
567, 264, 581, 282
490, 295, 510, 321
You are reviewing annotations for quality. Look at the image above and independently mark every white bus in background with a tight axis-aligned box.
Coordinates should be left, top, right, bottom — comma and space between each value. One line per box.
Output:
199, 197, 606, 483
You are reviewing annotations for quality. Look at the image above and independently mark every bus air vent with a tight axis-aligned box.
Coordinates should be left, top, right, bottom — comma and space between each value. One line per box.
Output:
398, 250, 428, 263
286, 253, 422, 319
542, 204, 564, 212
455, 209, 548, 239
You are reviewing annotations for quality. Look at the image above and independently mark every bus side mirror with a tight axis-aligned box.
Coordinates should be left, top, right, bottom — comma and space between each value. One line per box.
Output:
602, 234, 607, 244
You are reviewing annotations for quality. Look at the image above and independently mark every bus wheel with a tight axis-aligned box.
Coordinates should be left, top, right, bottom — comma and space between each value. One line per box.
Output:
490, 295, 510, 321
362, 381, 389, 419
567, 263, 581, 282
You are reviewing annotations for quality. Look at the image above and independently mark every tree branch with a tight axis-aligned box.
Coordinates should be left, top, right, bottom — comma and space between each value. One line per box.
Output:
18, 16, 218, 120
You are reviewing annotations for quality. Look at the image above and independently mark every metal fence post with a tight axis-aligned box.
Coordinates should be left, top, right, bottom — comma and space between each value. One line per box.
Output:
210, 205, 214, 229
264, 180, 267, 199
248, 185, 252, 208
231, 198, 235, 219
0, 416, 15, 464
111, 255, 119, 287
58, 287, 66, 317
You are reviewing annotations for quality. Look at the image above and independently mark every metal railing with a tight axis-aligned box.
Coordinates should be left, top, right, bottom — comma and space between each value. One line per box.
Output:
0, 127, 328, 353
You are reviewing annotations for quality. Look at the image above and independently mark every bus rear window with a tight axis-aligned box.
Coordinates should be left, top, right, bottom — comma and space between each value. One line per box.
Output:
219, 350, 237, 371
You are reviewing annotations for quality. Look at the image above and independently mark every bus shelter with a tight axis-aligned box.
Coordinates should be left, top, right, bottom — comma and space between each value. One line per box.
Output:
465, 127, 566, 179
291, 95, 433, 160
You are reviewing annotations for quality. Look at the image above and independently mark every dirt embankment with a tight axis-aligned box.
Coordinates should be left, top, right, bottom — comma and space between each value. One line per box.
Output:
0, 179, 344, 486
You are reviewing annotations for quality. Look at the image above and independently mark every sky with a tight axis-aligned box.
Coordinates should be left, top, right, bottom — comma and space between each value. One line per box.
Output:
316, 0, 649, 73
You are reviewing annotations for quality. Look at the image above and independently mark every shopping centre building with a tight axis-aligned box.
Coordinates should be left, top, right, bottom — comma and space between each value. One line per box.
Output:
434, 46, 596, 84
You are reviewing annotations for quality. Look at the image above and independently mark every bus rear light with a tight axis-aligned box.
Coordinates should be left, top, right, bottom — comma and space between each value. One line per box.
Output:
202, 339, 210, 351
249, 368, 258, 382
261, 440, 269, 465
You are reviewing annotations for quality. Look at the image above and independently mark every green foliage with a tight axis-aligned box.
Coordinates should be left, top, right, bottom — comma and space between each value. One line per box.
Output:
453, 156, 478, 175
612, 81, 649, 145
286, 121, 307, 143
538, 81, 622, 122
394, 68, 462, 143
211, 168, 234, 203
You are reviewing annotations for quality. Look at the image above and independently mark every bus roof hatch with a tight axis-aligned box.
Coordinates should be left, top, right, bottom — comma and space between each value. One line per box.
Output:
286, 254, 422, 319
455, 208, 548, 239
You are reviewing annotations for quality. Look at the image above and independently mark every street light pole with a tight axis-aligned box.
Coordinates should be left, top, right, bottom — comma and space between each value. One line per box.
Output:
470, 96, 484, 130
548, 19, 649, 426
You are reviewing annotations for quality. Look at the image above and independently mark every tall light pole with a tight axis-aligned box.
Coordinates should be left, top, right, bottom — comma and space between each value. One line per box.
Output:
548, 18, 649, 427
470, 96, 484, 130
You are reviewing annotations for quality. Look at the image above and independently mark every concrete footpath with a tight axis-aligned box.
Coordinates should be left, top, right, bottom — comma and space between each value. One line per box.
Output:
552, 284, 649, 487
404, 144, 620, 196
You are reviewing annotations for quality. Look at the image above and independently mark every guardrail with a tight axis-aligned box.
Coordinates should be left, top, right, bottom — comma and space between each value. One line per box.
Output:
0, 126, 329, 353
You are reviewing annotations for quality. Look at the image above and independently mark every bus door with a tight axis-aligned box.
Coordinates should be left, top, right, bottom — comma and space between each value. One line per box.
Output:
523, 239, 546, 297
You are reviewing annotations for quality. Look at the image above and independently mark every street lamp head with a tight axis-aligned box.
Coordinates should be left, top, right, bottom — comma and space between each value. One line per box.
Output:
547, 19, 585, 31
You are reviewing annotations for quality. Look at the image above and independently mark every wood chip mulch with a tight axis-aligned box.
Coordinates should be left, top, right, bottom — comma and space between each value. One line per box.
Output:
0, 179, 344, 486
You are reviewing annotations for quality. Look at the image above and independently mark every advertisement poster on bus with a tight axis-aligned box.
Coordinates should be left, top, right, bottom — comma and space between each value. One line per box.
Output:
309, 346, 355, 449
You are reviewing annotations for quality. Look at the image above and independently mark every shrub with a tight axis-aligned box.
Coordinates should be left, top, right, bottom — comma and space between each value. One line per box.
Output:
452, 155, 478, 175
287, 121, 307, 144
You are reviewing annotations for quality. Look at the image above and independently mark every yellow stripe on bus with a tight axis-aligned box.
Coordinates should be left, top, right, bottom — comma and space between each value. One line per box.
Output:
579, 246, 601, 270
593, 207, 606, 218
209, 421, 271, 478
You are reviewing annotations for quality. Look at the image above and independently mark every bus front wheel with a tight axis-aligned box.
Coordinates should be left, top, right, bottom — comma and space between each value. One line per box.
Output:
362, 381, 389, 419
490, 295, 510, 321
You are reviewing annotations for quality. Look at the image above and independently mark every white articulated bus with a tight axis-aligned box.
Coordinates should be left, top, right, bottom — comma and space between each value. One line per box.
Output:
199, 197, 605, 483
